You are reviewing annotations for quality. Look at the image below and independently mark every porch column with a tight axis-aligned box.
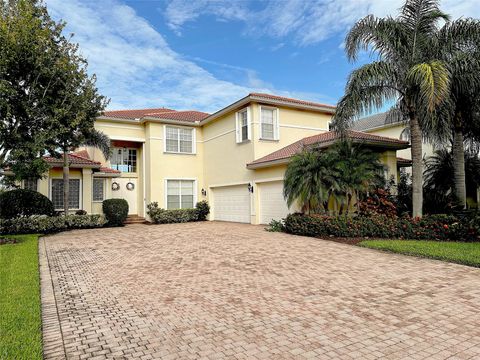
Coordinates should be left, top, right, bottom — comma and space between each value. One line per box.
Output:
82, 168, 93, 213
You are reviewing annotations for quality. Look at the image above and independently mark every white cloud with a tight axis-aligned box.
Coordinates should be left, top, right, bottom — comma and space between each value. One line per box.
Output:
163, 0, 480, 46
46, 0, 333, 111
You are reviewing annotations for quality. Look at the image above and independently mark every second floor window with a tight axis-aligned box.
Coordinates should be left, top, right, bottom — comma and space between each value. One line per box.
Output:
165, 126, 195, 154
236, 108, 250, 143
260, 107, 279, 140
111, 148, 137, 173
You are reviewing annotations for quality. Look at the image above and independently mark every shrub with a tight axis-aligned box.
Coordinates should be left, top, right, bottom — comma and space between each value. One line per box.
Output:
75, 209, 87, 215
265, 219, 285, 232
0, 189, 54, 219
284, 213, 479, 242
147, 201, 211, 224
147, 202, 198, 224
102, 199, 129, 226
195, 201, 210, 221
0, 215, 106, 235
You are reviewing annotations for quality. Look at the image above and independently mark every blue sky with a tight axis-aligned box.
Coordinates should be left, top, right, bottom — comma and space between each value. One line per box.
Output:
46, 0, 479, 113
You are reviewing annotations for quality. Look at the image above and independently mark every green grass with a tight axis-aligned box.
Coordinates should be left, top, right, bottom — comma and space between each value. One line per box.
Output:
0, 234, 42, 360
359, 240, 480, 267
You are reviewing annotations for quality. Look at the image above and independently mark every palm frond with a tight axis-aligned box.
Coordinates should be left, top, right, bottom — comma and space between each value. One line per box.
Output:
82, 129, 111, 159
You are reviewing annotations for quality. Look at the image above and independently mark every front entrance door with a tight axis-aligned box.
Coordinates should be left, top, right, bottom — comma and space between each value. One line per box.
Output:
111, 178, 138, 215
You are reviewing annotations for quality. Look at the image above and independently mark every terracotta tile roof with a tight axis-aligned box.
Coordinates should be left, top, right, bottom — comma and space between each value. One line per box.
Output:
102, 108, 175, 120
397, 157, 412, 166
249, 93, 335, 110
99, 167, 121, 174
247, 130, 410, 168
43, 153, 101, 167
145, 110, 210, 122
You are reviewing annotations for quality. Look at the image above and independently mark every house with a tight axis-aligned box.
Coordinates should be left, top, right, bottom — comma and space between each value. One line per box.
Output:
22, 93, 410, 224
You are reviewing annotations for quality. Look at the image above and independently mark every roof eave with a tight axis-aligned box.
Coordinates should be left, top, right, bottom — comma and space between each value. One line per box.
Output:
141, 117, 201, 126
48, 163, 101, 169
246, 158, 290, 170
93, 172, 121, 178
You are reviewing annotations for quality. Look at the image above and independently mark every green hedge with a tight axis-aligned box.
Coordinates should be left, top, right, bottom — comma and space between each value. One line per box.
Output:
146, 201, 210, 224
0, 215, 106, 235
283, 213, 480, 242
0, 189, 54, 219
102, 199, 129, 226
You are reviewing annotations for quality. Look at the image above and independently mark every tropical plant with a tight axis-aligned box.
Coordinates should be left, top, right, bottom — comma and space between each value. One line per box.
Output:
283, 140, 385, 215
423, 148, 480, 212
332, 0, 453, 217
425, 22, 480, 208
283, 147, 332, 214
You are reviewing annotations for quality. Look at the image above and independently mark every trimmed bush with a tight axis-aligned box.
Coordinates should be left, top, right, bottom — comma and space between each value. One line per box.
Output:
0, 214, 106, 235
195, 201, 210, 221
284, 213, 479, 242
147, 201, 211, 224
0, 189, 54, 219
102, 199, 129, 226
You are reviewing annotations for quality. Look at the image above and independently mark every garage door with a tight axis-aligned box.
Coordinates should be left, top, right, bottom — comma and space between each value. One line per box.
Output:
259, 181, 290, 224
212, 185, 251, 223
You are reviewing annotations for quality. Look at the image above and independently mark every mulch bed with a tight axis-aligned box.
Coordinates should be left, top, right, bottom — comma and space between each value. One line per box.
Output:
317, 236, 378, 245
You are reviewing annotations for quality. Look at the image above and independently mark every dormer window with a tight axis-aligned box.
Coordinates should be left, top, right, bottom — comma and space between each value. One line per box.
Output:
260, 106, 279, 140
235, 107, 251, 143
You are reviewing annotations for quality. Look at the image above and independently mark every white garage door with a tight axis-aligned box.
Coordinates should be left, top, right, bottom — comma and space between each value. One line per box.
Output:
259, 181, 290, 224
212, 185, 251, 223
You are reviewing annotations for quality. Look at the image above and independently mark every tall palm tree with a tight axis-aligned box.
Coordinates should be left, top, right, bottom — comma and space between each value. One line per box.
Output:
62, 129, 110, 214
332, 0, 451, 217
425, 22, 480, 208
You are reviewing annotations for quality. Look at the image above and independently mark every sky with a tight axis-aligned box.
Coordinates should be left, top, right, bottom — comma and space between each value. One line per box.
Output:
45, 0, 480, 113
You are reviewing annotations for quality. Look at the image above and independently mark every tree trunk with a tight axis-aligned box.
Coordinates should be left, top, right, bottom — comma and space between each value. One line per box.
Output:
63, 149, 69, 216
410, 114, 423, 218
452, 112, 466, 209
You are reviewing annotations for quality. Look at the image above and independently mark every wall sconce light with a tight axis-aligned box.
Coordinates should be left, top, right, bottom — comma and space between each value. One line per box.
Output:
201, 188, 207, 196
247, 183, 254, 193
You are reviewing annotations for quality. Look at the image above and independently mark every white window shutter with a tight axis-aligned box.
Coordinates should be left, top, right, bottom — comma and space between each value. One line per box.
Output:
247, 106, 252, 140
235, 111, 241, 143
259, 106, 263, 139
274, 108, 280, 140
163, 125, 167, 152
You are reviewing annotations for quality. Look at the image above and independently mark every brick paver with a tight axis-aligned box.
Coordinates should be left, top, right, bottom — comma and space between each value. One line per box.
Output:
41, 222, 480, 359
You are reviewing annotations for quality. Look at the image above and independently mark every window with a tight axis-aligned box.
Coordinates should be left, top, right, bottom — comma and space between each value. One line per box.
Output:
92, 178, 104, 202
23, 178, 38, 191
260, 107, 279, 140
111, 148, 137, 172
166, 180, 195, 209
165, 126, 195, 154
236, 108, 250, 143
51, 179, 80, 210
400, 128, 411, 142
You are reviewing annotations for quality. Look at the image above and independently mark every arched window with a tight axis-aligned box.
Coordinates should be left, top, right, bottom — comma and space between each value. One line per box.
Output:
400, 127, 411, 142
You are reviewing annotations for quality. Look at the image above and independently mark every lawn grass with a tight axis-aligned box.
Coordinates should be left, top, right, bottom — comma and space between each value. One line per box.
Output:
0, 234, 42, 360
359, 240, 480, 268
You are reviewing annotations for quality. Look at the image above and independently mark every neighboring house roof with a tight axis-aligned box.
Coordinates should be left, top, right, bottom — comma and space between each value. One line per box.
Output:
397, 157, 413, 167
352, 112, 403, 131
247, 130, 410, 169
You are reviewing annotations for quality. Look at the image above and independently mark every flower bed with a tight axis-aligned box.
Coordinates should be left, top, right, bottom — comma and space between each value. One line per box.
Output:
283, 213, 479, 242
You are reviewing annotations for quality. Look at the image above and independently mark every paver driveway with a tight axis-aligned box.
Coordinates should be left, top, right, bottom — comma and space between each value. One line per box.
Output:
40, 222, 480, 359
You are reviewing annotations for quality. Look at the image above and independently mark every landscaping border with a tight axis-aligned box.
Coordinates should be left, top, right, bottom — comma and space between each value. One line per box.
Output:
39, 236, 67, 359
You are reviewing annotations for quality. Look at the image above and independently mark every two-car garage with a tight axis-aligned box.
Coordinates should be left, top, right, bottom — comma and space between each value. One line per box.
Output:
211, 180, 291, 224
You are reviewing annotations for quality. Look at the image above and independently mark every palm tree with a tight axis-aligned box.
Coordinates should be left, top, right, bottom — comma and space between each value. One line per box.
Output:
283, 148, 332, 214
425, 22, 480, 208
62, 129, 110, 214
283, 140, 385, 215
324, 141, 385, 214
332, 0, 451, 217
424, 148, 480, 212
